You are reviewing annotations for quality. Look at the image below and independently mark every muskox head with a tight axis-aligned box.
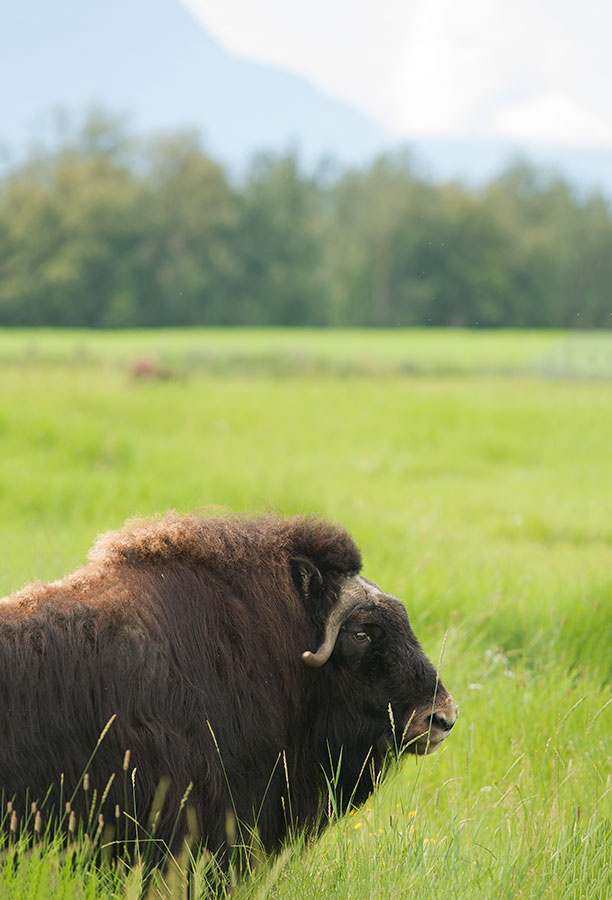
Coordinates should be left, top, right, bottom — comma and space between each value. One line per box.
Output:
292, 561, 458, 763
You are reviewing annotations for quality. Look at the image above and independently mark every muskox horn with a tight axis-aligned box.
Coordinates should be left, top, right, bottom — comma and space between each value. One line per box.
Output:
302, 577, 367, 668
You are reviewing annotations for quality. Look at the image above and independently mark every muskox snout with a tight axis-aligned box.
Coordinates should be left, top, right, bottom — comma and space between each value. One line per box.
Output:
429, 695, 459, 735
404, 694, 459, 756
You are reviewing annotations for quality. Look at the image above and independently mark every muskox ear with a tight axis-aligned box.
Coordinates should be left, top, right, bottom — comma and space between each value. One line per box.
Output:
290, 557, 323, 606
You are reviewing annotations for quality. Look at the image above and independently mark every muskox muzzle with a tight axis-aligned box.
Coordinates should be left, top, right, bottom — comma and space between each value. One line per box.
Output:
402, 692, 459, 755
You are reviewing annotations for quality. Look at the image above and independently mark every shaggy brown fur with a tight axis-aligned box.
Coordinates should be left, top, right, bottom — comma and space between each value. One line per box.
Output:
0, 511, 450, 863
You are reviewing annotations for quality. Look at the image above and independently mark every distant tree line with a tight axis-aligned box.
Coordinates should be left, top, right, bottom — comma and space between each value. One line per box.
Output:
1, 112, 611, 328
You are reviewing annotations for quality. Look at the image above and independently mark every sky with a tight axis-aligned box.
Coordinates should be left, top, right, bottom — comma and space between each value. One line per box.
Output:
181, 0, 612, 147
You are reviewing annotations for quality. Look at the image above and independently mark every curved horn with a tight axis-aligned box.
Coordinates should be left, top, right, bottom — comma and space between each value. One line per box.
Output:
302, 577, 366, 668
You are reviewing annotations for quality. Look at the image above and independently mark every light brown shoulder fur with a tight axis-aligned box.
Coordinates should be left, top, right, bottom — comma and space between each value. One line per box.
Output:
89, 511, 362, 577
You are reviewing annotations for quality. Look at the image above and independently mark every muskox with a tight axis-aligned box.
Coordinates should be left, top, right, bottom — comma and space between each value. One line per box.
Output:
0, 513, 457, 859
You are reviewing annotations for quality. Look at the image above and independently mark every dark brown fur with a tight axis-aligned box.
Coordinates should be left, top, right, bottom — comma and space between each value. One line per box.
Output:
0, 512, 448, 861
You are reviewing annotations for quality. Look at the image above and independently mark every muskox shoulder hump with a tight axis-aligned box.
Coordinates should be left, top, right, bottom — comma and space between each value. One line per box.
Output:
277, 516, 362, 575
88, 511, 362, 577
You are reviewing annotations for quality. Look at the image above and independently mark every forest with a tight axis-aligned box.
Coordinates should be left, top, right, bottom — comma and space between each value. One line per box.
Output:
1, 111, 611, 329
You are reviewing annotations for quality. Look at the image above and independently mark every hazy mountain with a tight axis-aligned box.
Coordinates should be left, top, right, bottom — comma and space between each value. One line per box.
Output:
2, 0, 612, 194
410, 139, 612, 196
3, 0, 390, 169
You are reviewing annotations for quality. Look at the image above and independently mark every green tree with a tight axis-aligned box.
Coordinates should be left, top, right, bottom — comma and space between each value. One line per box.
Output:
134, 132, 239, 326
558, 193, 612, 327
2, 115, 612, 330
404, 183, 526, 327
235, 153, 327, 325
0, 151, 144, 326
324, 152, 437, 326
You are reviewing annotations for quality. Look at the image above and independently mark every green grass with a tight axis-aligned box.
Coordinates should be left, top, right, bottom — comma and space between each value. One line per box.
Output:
0, 327, 611, 898
1, 326, 612, 378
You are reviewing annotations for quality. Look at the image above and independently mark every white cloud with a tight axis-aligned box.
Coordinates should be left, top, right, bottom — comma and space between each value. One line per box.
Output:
393, 0, 577, 136
180, 0, 612, 147
180, 0, 412, 121
493, 92, 612, 146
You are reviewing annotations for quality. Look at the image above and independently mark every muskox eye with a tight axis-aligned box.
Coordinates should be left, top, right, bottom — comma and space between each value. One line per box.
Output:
353, 631, 370, 643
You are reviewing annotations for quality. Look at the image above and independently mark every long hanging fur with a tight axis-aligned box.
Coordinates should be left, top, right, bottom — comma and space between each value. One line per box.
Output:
0, 512, 362, 855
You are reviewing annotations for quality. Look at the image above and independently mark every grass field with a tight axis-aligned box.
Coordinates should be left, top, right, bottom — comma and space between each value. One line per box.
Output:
1, 328, 611, 898
2, 326, 612, 379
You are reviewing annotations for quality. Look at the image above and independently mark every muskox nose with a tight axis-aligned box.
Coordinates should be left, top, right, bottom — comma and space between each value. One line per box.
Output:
429, 696, 459, 734
404, 694, 459, 755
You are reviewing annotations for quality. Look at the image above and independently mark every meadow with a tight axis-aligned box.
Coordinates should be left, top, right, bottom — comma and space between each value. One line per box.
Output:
0, 327, 611, 899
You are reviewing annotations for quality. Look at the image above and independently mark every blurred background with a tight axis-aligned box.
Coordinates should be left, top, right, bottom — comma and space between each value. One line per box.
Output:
2, 0, 612, 329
